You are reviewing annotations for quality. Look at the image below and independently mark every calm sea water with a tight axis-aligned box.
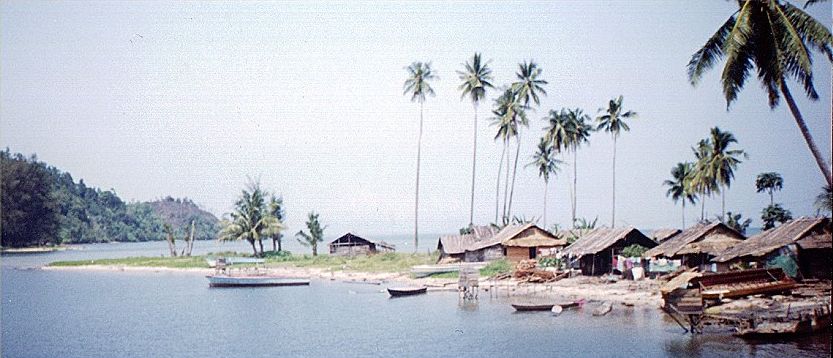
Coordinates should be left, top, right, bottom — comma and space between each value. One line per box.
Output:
1, 242, 830, 358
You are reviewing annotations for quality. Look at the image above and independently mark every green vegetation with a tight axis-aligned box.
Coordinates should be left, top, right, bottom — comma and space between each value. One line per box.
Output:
527, 138, 562, 229
218, 180, 284, 257
664, 162, 698, 228
596, 95, 637, 227
49, 256, 209, 269
761, 204, 793, 230
295, 212, 324, 256
1, 149, 219, 248
480, 259, 512, 276
755, 172, 784, 206
816, 185, 833, 213
621, 244, 648, 258
721, 211, 752, 235
688, 0, 833, 187
545, 108, 593, 226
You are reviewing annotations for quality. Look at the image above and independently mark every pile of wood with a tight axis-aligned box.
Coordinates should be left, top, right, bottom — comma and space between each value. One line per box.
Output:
513, 259, 558, 283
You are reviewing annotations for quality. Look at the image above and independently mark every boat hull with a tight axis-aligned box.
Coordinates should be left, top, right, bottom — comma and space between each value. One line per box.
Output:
387, 287, 427, 297
511, 304, 555, 312
206, 275, 310, 287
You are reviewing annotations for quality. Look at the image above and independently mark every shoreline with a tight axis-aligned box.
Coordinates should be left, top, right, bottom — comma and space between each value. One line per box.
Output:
41, 264, 663, 307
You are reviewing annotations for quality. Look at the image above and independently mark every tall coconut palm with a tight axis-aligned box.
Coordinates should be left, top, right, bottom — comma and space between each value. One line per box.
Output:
755, 172, 784, 206
690, 139, 717, 222
527, 137, 562, 228
551, 108, 593, 225
704, 127, 747, 221
596, 95, 637, 227
688, 0, 833, 186
491, 88, 527, 223
268, 195, 285, 252
458, 53, 494, 225
663, 162, 698, 228
507, 61, 547, 219
403, 61, 436, 252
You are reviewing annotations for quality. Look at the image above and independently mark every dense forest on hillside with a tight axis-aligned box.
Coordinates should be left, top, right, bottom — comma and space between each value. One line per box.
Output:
1, 149, 219, 247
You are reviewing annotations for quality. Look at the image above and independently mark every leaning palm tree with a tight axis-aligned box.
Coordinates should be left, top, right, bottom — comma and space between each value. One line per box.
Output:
704, 127, 747, 221
596, 95, 637, 227
296, 212, 325, 256
755, 172, 784, 206
688, 0, 833, 186
663, 162, 698, 228
527, 137, 562, 228
403, 61, 436, 252
457, 53, 494, 225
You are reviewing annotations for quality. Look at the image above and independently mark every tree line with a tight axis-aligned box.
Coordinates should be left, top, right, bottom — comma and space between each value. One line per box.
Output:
1, 149, 219, 248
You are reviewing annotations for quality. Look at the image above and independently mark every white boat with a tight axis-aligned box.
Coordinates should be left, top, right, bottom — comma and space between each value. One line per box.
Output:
205, 257, 265, 268
206, 275, 310, 287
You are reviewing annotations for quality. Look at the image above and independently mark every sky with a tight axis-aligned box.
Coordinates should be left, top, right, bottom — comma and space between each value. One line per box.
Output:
2, 0, 831, 241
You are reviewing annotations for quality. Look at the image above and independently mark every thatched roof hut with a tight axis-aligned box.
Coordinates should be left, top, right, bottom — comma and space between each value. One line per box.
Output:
494, 223, 566, 262
561, 227, 656, 275
329, 233, 395, 256
712, 217, 831, 278
643, 222, 744, 270
436, 225, 500, 262
651, 228, 681, 243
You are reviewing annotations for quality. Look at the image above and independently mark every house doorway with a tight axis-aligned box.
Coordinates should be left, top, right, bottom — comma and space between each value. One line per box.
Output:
529, 247, 537, 259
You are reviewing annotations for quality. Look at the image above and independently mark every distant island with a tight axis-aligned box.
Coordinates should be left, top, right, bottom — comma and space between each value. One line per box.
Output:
0, 149, 220, 248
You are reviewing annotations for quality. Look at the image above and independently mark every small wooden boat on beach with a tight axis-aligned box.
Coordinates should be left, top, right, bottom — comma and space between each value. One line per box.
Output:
387, 287, 427, 297
511, 303, 555, 312
206, 275, 310, 287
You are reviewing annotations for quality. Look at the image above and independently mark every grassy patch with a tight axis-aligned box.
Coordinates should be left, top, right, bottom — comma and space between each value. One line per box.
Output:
49, 256, 209, 269
480, 259, 512, 277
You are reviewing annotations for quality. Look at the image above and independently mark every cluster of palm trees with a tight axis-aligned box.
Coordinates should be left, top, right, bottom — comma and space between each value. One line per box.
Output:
404, 55, 639, 245
664, 127, 746, 228
218, 181, 285, 257
755, 172, 793, 229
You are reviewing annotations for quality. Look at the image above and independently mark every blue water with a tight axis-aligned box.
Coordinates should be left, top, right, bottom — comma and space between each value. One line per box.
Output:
1, 243, 830, 358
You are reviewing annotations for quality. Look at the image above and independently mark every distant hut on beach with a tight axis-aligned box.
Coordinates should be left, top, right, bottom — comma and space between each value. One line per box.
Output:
650, 228, 681, 243
561, 227, 657, 276
329, 233, 395, 256
436, 224, 565, 263
712, 217, 832, 279
643, 222, 744, 271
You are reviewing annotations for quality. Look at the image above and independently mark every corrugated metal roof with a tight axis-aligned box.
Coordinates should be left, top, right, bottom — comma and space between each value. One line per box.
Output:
713, 217, 830, 262
561, 227, 651, 256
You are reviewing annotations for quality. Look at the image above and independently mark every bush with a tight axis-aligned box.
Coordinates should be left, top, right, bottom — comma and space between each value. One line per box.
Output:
538, 257, 560, 268
480, 259, 511, 276
621, 244, 648, 258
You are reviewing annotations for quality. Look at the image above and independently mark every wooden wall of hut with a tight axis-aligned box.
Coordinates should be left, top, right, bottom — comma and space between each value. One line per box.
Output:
579, 253, 611, 275
330, 244, 374, 256
799, 248, 832, 279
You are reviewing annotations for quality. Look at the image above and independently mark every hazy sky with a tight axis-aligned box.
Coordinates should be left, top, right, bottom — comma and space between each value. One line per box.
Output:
2, 1, 831, 241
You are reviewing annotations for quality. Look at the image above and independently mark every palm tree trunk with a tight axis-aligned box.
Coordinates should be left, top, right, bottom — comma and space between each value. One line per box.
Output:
572, 147, 578, 226
249, 239, 258, 256
543, 180, 548, 229
611, 134, 617, 227
277, 234, 282, 252
682, 200, 686, 229
769, 190, 773, 206
780, 81, 833, 186
721, 185, 726, 222
503, 141, 511, 223
258, 238, 264, 257
469, 104, 478, 225
508, 135, 521, 219
495, 143, 505, 223
414, 102, 424, 253
272, 238, 277, 252
700, 196, 705, 222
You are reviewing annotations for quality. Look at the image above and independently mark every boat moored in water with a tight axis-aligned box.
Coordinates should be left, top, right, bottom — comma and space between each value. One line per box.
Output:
206, 275, 310, 287
387, 287, 428, 297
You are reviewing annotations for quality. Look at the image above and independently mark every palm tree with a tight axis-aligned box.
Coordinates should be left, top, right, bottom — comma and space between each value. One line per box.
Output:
491, 88, 527, 223
268, 195, 285, 252
688, 0, 833, 186
527, 137, 562, 228
704, 127, 747, 221
564, 108, 592, 226
458, 53, 494, 225
596, 95, 637, 227
218, 181, 283, 256
296, 212, 325, 256
403, 61, 436, 252
755, 172, 783, 206
663, 162, 698, 228
721, 211, 752, 235
507, 61, 546, 219
690, 139, 717, 222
